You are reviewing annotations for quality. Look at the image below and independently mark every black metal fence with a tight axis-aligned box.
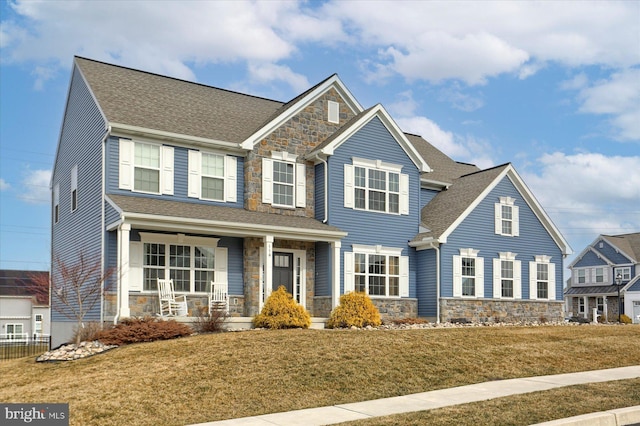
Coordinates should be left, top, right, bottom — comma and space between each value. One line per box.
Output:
0, 336, 51, 361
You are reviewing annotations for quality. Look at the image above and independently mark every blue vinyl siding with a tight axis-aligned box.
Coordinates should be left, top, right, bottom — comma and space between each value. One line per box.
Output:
218, 237, 244, 295
440, 176, 563, 300
629, 279, 640, 291
326, 117, 420, 297
417, 249, 437, 317
105, 200, 120, 226
51, 67, 107, 322
573, 250, 609, 268
420, 188, 439, 210
105, 138, 244, 208
315, 242, 330, 296
593, 239, 634, 264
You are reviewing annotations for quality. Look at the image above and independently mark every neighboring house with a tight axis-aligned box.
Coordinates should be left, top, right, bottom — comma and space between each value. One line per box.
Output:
50, 57, 571, 346
0, 270, 50, 341
565, 233, 640, 323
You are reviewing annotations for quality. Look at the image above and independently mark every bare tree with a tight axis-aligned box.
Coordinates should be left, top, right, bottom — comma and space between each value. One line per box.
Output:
30, 252, 115, 345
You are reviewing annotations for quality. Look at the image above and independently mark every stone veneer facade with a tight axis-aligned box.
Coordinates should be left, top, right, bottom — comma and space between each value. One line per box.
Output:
569, 296, 622, 322
104, 293, 245, 319
440, 298, 564, 323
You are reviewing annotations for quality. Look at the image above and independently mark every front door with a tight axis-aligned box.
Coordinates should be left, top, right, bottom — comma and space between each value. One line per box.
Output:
273, 252, 294, 295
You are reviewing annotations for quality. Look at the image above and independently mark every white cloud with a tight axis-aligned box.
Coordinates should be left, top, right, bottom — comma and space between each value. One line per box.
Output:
247, 63, 310, 93
521, 152, 640, 253
0, 178, 10, 191
18, 169, 51, 204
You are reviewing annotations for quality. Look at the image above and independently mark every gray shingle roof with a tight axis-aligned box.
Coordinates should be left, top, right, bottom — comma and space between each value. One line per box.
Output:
107, 194, 345, 236
413, 164, 509, 242
601, 233, 640, 263
75, 57, 284, 143
405, 133, 480, 184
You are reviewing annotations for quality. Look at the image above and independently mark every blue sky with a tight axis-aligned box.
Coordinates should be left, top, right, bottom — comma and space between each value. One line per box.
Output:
0, 0, 639, 272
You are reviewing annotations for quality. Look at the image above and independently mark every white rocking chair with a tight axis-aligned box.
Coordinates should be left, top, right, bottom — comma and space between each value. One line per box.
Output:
158, 278, 188, 317
208, 281, 229, 314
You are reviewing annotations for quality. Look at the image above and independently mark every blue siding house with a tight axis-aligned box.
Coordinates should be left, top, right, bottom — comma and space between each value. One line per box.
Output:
565, 233, 640, 323
50, 57, 571, 345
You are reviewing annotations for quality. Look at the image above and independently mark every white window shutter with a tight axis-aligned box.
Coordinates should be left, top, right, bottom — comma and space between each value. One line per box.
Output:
453, 255, 462, 297
344, 164, 354, 208
296, 163, 306, 208
188, 150, 201, 198
215, 247, 228, 287
262, 158, 273, 204
129, 241, 143, 292
513, 260, 522, 299
119, 139, 133, 190
328, 100, 339, 123
494, 203, 502, 235
400, 173, 409, 215
161, 146, 174, 195
548, 262, 556, 300
225, 156, 237, 203
476, 257, 484, 298
344, 252, 355, 293
399, 256, 409, 297
529, 261, 537, 300
512, 205, 520, 236
493, 258, 501, 299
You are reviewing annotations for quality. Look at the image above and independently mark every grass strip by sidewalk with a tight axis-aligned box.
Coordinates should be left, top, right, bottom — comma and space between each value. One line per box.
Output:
0, 325, 639, 426
340, 378, 640, 426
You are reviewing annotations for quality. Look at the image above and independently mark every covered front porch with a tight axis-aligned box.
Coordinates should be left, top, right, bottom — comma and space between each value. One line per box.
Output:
105, 194, 347, 323
565, 285, 624, 322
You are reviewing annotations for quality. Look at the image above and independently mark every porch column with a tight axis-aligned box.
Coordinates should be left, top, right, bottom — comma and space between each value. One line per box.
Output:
331, 241, 341, 309
603, 296, 608, 321
118, 223, 131, 318
264, 235, 274, 303
582, 296, 588, 319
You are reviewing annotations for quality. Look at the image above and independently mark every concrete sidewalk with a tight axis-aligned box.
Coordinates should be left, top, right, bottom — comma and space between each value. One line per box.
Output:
189, 365, 640, 426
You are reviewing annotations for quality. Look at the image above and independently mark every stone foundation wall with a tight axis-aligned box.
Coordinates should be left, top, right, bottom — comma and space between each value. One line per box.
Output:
314, 296, 332, 318
372, 298, 418, 322
440, 298, 564, 323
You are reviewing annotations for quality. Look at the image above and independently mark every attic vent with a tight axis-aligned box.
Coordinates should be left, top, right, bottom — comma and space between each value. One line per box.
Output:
599, 242, 603, 248
328, 101, 339, 124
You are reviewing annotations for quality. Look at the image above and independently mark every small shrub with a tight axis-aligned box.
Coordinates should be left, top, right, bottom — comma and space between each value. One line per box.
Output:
73, 322, 104, 343
326, 292, 381, 329
392, 317, 429, 325
95, 317, 192, 346
253, 286, 311, 329
194, 307, 229, 333
620, 314, 632, 324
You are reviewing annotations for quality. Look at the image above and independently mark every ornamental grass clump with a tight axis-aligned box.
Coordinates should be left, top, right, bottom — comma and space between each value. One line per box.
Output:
326, 291, 381, 328
253, 285, 311, 329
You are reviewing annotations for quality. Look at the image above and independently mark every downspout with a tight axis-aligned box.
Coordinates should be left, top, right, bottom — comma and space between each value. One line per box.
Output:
114, 221, 122, 325
100, 126, 110, 327
435, 243, 440, 324
314, 154, 328, 223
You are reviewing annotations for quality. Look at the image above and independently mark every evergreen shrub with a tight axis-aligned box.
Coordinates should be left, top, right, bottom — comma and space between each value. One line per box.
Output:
620, 314, 632, 324
326, 291, 381, 329
95, 317, 192, 345
253, 286, 311, 329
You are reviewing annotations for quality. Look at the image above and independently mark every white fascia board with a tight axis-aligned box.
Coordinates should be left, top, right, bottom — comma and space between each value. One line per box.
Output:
408, 237, 441, 250
122, 212, 347, 242
504, 167, 573, 255
240, 75, 363, 150
421, 177, 450, 190
110, 123, 246, 154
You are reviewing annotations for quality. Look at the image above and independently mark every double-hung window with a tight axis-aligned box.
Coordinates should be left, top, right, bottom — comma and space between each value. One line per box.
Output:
136, 234, 226, 294
119, 139, 174, 195
530, 255, 555, 300
595, 267, 605, 283
345, 245, 408, 297
495, 197, 519, 236
453, 249, 484, 298
493, 252, 521, 299
6, 324, 23, 341
614, 267, 631, 282
188, 150, 237, 202
345, 158, 408, 215
262, 153, 305, 208
576, 269, 586, 284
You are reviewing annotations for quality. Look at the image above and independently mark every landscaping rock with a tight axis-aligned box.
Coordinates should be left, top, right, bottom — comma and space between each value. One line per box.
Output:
36, 341, 118, 362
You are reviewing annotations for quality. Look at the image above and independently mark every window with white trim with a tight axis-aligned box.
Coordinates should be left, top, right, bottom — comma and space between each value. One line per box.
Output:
453, 249, 484, 298
495, 196, 519, 237
576, 269, 586, 284
71, 164, 78, 212
262, 153, 305, 208
34, 314, 43, 336
53, 183, 59, 224
529, 255, 555, 300
344, 158, 409, 215
595, 267, 605, 283
578, 298, 585, 314
493, 252, 521, 299
137, 234, 225, 293
187, 150, 237, 202
344, 245, 408, 297
119, 139, 174, 195
597, 297, 604, 313
614, 267, 631, 281
5, 324, 23, 340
